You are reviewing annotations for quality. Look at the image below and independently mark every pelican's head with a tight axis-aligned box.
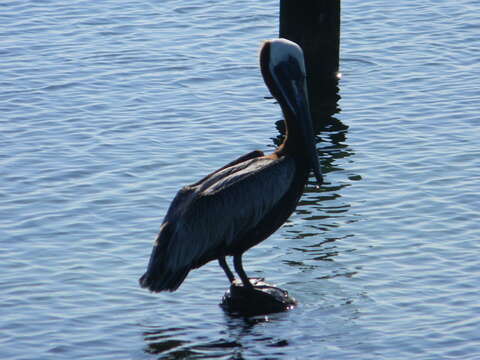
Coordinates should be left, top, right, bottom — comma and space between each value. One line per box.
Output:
260, 38, 322, 186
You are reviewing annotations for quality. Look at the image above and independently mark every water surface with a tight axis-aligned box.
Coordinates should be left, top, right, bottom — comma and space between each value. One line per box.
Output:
1, 0, 479, 359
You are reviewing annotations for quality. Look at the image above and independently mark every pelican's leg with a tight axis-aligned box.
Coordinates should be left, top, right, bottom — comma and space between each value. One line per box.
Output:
233, 254, 253, 289
218, 256, 235, 284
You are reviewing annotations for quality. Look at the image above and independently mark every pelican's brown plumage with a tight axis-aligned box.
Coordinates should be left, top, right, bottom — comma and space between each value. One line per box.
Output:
139, 39, 322, 292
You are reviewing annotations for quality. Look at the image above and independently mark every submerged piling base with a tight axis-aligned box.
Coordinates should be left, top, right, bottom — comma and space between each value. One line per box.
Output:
220, 278, 297, 316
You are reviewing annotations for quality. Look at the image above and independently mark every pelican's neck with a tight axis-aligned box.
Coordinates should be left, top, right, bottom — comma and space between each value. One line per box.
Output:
274, 112, 307, 162
260, 39, 315, 170
260, 39, 322, 185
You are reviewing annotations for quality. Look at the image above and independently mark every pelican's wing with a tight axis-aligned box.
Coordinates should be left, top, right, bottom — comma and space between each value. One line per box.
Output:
139, 156, 295, 292
191, 150, 264, 186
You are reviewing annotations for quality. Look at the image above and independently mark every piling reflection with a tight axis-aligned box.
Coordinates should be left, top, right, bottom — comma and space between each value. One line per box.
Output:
272, 70, 359, 282
292, 125, 359, 281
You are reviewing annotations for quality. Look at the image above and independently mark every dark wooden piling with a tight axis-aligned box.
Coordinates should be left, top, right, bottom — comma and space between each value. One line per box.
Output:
280, 0, 341, 126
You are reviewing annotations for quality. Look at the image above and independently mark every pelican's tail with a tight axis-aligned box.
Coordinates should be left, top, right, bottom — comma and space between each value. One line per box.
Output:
138, 224, 190, 292
138, 263, 189, 292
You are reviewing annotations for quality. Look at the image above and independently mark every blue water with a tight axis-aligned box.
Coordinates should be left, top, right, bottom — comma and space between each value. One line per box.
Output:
1, 0, 479, 359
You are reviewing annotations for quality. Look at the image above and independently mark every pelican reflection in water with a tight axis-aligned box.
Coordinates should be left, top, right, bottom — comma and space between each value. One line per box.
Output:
139, 38, 322, 293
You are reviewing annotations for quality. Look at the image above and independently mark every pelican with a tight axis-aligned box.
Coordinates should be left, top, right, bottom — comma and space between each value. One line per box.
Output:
139, 38, 322, 293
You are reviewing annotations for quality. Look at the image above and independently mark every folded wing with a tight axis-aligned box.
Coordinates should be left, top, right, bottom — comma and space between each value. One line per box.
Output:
139, 155, 295, 292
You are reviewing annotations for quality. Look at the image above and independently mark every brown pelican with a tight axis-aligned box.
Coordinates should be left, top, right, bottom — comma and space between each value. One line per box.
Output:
139, 38, 322, 293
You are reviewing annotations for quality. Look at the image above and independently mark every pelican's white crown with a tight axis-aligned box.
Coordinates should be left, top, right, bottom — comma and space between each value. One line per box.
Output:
268, 38, 306, 75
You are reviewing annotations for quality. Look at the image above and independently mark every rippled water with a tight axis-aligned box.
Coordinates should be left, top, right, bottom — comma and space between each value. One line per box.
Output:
1, 0, 479, 359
